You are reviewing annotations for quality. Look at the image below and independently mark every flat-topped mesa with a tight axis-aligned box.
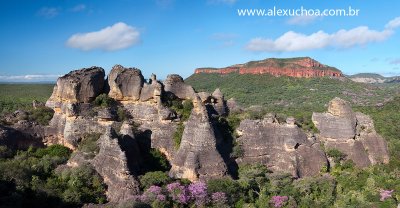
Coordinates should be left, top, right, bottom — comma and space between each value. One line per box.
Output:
46, 67, 105, 107
195, 57, 343, 78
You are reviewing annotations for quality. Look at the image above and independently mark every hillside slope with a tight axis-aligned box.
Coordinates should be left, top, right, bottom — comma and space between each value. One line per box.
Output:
185, 73, 400, 115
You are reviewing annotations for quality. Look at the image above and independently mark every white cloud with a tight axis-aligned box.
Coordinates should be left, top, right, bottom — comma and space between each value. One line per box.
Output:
66, 22, 140, 51
385, 17, 400, 29
0, 74, 61, 81
246, 17, 400, 52
37, 7, 59, 18
71, 4, 86, 12
287, 15, 320, 26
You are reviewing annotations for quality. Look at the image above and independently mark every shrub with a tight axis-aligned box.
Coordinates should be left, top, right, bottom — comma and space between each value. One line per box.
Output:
78, 133, 102, 159
93, 94, 116, 108
231, 143, 244, 158
140, 171, 171, 190
142, 149, 171, 173
168, 99, 193, 121
28, 106, 54, 125
0, 145, 14, 159
207, 178, 241, 204
173, 122, 185, 149
327, 148, 347, 163
33, 144, 71, 159
56, 166, 107, 204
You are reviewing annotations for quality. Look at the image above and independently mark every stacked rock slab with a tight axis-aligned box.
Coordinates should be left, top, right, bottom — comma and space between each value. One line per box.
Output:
45, 67, 107, 148
312, 97, 389, 167
169, 95, 228, 181
236, 115, 327, 177
91, 127, 140, 202
107, 66, 177, 160
46, 67, 105, 105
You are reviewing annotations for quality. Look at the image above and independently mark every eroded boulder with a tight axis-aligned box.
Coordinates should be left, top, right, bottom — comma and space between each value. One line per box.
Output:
108, 65, 144, 101
163, 74, 196, 100
236, 116, 327, 178
312, 97, 389, 167
46, 67, 105, 106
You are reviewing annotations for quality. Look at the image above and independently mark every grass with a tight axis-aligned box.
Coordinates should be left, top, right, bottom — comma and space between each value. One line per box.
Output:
0, 84, 54, 114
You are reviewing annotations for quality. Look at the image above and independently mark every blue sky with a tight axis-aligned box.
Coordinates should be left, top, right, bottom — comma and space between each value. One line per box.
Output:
1, 0, 400, 82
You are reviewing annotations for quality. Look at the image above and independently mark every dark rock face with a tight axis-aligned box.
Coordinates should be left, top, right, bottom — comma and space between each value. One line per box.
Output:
46, 67, 105, 106
169, 96, 228, 181
312, 97, 389, 167
91, 127, 140, 202
235, 116, 327, 177
163, 74, 196, 100
0, 124, 44, 149
108, 65, 144, 101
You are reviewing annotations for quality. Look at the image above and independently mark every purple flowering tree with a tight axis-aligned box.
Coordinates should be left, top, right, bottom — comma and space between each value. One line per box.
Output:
188, 181, 208, 207
167, 182, 190, 205
380, 190, 394, 201
140, 185, 166, 204
270, 195, 289, 208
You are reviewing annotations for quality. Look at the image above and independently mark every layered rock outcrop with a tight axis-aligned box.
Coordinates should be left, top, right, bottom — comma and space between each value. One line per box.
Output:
92, 127, 140, 202
312, 97, 389, 167
46, 67, 105, 106
235, 115, 327, 177
195, 57, 343, 78
169, 96, 228, 181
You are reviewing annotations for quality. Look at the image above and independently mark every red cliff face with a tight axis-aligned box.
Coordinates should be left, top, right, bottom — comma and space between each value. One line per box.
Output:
195, 57, 343, 78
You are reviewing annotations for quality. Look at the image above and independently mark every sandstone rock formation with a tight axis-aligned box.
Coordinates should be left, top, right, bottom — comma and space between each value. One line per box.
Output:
195, 57, 343, 78
92, 127, 140, 202
312, 97, 389, 167
211, 88, 227, 116
235, 115, 327, 177
169, 96, 228, 181
312, 98, 356, 140
46, 67, 105, 106
163, 74, 196, 100
108, 65, 144, 102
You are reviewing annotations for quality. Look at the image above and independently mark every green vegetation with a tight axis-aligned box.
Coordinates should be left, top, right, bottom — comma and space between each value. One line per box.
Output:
0, 84, 54, 114
93, 93, 116, 108
186, 73, 400, 117
139, 171, 171, 190
142, 149, 171, 173
0, 145, 106, 207
326, 148, 347, 163
173, 122, 185, 149
77, 133, 102, 159
27, 106, 54, 125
